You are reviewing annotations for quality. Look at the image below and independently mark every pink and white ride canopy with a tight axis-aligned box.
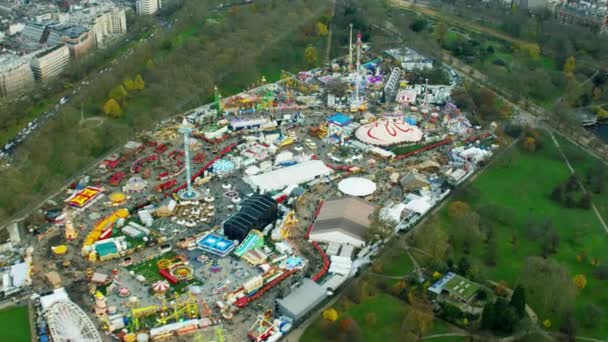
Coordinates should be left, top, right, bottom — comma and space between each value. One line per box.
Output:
355, 119, 423, 146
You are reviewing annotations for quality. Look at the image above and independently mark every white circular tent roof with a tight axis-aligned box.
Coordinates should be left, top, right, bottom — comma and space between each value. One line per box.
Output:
338, 177, 377, 197
355, 119, 423, 146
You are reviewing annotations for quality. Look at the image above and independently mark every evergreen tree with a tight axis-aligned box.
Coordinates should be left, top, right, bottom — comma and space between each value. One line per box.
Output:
550, 186, 563, 202
457, 257, 470, 276
510, 286, 526, 318
494, 298, 518, 334
481, 302, 495, 330
579, 193, 592, 209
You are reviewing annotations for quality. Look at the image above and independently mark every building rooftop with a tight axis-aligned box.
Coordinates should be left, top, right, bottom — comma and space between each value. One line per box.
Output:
311, 197, 374, 243
276, 278, 327, 318
428, 272, 480, 302
61, 26, 89, 39
34, 44, 66, 59
0, 53, 31, 72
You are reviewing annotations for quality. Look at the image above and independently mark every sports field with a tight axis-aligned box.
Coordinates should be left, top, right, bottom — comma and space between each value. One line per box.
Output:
0, 306, 31, 342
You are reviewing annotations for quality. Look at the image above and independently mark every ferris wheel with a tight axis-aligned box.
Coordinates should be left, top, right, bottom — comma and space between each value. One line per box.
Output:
46, 300, 102, 342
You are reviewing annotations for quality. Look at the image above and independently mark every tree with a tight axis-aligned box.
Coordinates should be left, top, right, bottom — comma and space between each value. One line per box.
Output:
550, 186, 563, 202
493, 298, 519, 333
316, 21, 328, 36
566, 174, 579, 192
413, 219, 450, 260
402, 298, 434, 339
457, 257, 471, 276
323, 308, 339, 322
304, 45, 319, 67
483, 298, 519, 333
448, 201, 471, 220
481, 302, 496, 330
564, 192, 577, 208
582, 304, 602, 328
134, 74, 145, 91
451, 208, 483, 254
564, 56, 576, 78
103, 98, 123, 118
510, 286, 526, 318
573, 274, 587, 290
517, 43, 541, 59
365, 312, 377, 326
346, 282, 363, 304
484, 237, 498, 266
592, 264, 608, 280
391, 280, 407, 297
108, 85, 128, 102
123, 78, 136, 92
560, 313, 577, 342
339, 317, 362, 342
519, 257, 576, 319
579, 193, 592, 209
366, 207, 391, 241
433, 21, 448, 45
410, 19, 427, 32
522, 137, 537, 152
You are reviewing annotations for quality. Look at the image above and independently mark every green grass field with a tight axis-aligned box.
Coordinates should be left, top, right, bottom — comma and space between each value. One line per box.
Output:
300, 293, 407, 342
377, 247, 415, 277
126, 252, 202, 293
0, 306, 31, 342
432, 132, 608, 338
301, 292, 463, 342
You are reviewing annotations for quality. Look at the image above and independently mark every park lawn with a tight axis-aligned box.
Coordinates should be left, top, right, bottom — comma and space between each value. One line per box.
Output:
124, 251, 204, 294
300, 293, 408, 342
378, 247, 415, 277
446, 30, 463, 45
0, 306, 31, 342
301, 293, 464, 342
557, 134, 608, 219
433, 132, 608, 338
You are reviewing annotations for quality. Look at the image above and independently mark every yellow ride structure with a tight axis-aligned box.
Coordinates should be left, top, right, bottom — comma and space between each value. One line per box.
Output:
279, 211, 298, 239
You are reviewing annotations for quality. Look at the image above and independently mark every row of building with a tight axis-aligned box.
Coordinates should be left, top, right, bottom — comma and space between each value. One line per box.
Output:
0, 2, 127, 99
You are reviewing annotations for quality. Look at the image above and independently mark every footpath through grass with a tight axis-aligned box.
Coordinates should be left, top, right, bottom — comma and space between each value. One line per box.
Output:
0, 306, 31, 342
433, 132, 608, 338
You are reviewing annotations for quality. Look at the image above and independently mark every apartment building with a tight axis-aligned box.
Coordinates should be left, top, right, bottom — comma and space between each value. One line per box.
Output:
89, 7, 127, 48
0, 55, 35, 99
30, 45, 70, 80
60, 26, 94, 59
136, 0, 164, 15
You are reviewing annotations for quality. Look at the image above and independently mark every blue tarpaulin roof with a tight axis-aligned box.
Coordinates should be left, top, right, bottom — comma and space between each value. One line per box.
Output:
328, 113, 352, 126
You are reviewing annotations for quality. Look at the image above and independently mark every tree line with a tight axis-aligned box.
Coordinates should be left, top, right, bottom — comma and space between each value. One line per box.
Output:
0, 0, 332, 224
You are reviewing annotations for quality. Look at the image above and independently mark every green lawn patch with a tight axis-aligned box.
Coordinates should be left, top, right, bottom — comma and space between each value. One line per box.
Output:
126, 252, 201, 294
301, 291, 464, 342
0, 306, 31, 342
378, 248, 415, 277
429, 131, 608, 338
300, 293, 408, 342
